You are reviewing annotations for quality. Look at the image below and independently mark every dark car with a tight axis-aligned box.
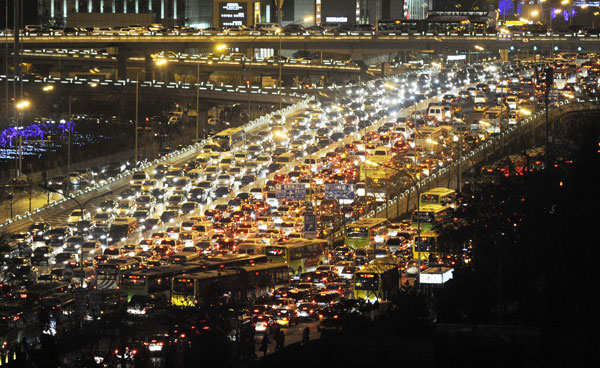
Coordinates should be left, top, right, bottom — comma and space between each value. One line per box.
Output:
213, 186, 231, 199
240, 174, 255, 187
189, 187, 207, 203
127, 294, 166, 316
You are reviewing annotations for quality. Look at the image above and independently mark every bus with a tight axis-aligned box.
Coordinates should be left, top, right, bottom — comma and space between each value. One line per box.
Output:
212, 127, 246, 151
345, 218, 389, 249
264, 238, 328, 276
170, 263, 290, 307
237, 262, 290, 302
95, 259, 140, 290
201, 254, 268, 270
119, 264, 191, 302
171, 270, 239, 307
412, 204, 449, 231
353, 262, 399, 302
419, 187, 457, 207
412, 230, 439, 261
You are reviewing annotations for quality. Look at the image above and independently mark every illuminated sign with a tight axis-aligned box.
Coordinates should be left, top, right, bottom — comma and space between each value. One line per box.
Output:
419, 268, 454, 284
219, 2, 247, 27
447, 55, 466, 61
325, 16, 348, 23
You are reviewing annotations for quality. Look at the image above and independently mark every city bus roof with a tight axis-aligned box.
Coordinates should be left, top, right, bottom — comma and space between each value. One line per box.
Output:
355, 262, 397, 274
424, 187, 456, 196
267, 238, 327, 248
346, 218, 389, 228
214, 127, 244, 137
415, 204, 448, 213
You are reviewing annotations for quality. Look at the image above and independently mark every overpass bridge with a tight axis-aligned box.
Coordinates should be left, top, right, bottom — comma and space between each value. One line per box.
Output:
4, 33, 594, 79
18, 50, 389, 85
5, 33, 599, 58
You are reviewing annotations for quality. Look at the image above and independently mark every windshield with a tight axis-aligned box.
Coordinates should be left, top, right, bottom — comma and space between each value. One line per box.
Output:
265, 246, 286, 257
346, 227, 368, 238
354, 273, 379, 290
173, 278, 194, 293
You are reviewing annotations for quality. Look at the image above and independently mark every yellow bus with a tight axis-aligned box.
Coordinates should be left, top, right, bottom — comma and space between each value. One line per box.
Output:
345, 218, 389, 249
411, 204, 449, 231
264, 238, 328, 276
212, 127, 246, 151
353, 261, 399, 302
419, 187, 457, 207
412, 230, 439, 261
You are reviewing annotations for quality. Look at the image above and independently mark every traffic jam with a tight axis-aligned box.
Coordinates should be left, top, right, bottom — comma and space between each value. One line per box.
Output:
2, 54, 594, 361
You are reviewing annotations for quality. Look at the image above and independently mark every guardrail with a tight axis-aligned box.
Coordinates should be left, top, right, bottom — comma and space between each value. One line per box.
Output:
0, 98, 310, 230
365, 98, 599, 219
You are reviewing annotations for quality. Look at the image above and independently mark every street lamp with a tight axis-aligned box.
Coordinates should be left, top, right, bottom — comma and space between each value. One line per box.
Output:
550, 8, 562, 58
15, 99, 30, 177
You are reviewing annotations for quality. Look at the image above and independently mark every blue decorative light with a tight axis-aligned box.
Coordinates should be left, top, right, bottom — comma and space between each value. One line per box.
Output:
0, 120, 77, 147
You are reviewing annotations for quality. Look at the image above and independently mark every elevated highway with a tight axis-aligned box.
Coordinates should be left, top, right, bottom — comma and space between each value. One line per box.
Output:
5, 33, 599, 55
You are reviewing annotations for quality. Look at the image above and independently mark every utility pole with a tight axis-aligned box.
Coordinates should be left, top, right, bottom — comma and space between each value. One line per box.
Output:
196, 61, 200, 142
135, 73, 139, 164
545, 66, 553, 169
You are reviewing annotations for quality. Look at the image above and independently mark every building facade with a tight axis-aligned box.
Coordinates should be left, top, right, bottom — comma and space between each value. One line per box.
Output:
35, 0, 407, 27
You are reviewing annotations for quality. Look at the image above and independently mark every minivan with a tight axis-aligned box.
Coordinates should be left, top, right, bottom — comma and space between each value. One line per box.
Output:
256, 23, 283, 34
276, 153, 295, 164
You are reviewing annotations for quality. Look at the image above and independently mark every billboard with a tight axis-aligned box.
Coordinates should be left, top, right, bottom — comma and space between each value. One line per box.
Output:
218, 2, 248, 27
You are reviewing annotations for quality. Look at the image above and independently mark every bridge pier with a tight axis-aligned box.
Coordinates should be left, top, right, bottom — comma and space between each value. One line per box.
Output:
117, 53, 129, 80
145, 55, 153, 81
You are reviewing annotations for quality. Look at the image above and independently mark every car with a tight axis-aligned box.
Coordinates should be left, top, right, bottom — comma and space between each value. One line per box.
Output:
253, 314, 274, 332
297, 302, 318, 320
67, 209, 91, 223
473, 103, 487, 112
272, 307, 299, 326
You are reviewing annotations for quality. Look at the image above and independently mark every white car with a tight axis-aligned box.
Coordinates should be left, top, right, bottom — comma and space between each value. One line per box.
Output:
67, 209, 91, 223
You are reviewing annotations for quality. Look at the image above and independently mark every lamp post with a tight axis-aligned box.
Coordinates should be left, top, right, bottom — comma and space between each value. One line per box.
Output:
550, 8, 562, 58
41, 184, 112, 288
15, 99, 30, 177
196, 60, 200, 142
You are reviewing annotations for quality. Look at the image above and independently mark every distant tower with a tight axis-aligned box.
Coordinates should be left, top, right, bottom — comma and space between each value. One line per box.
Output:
405, 0, 430, 19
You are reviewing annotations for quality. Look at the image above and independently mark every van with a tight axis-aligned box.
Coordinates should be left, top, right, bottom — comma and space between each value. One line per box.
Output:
373, 146, 392, 156
505, 95, 518, 110
168, 250, 201, 264
256, 23, 283, 33
179, 230, 200, 247
238, 241, 264, 255
195, 153, 212, 167
427, 105, 445, 122
276, 153, 295, 164
473, 92, 486, 104
192, 222, 215, 240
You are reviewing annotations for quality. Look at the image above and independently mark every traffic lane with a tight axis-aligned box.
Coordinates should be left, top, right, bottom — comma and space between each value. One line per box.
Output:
254, 319, 321, 356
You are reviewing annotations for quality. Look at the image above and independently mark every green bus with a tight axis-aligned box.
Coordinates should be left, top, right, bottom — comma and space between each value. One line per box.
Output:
419, 187, 457, 207
345, 218, 389, 249
171, 270, 239, 307
119, 264, 203, 302
353, 261, 399, 303
170, 262, 289, 307
411, 204, 449, 231
264, 238, 328, 276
